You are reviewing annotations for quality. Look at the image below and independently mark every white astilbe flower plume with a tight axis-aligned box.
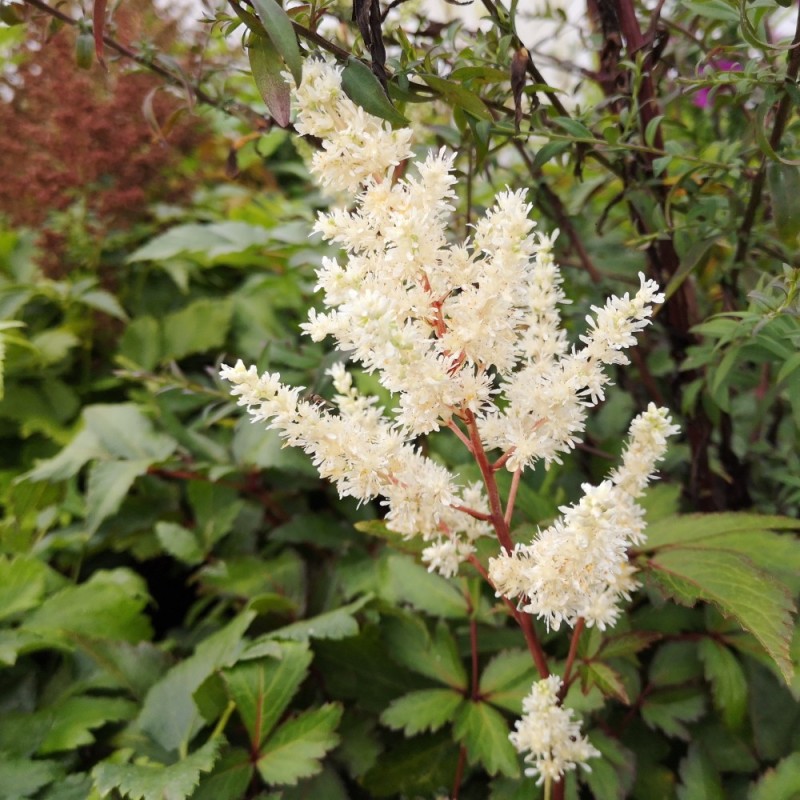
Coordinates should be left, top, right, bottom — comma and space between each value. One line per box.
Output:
510, 675, 600, 785
220, 58, 675, 580
488, 405, 680, 631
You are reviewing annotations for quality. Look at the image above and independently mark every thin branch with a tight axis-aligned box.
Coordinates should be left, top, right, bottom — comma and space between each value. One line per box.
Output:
561, 617, 585, 693
504, 467, 522, 524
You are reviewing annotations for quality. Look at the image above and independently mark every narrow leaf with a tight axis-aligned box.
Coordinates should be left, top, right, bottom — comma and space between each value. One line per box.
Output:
251, 0, 302, 84
249, 35, 291, 127
341, 58, 408, 127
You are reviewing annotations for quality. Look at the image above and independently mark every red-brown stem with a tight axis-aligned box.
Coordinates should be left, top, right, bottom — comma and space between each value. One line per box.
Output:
467, 555, 550, 679
492, 448, 516, 471
504, 467, 522, 524
448, 418, 475, 453
452, 746, 468, 799
463, 409, 514, 553
561, 617, 586, 694
452, 504, 493, 522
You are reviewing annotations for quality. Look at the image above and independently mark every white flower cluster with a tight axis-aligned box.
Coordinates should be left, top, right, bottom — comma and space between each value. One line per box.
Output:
488, 405, 679, 631
221, 59, 675, 579
510, 675, 600, 785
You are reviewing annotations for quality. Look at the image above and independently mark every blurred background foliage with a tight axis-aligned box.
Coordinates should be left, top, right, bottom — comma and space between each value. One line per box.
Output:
0, 0, 798, 798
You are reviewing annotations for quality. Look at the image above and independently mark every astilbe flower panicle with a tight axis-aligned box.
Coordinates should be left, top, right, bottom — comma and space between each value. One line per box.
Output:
221, 58, 680, 785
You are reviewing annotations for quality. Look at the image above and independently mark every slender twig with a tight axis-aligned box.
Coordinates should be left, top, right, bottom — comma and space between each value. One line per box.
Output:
22, 0, 267, 127
561, 617, 585, 693
452, 504, 492, 522
504, 467, 522, 524
452, 746, 468, 800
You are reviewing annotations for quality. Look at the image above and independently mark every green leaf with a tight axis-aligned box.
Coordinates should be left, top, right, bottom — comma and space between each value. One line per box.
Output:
192, 748, 253, 800
531, 140, 570, 170
641, 687, 706, 739
0, 758, 63, 798
155, 522, 204, 566
251, 0, 302, 84
584, 731, 634, 800
380, 689, 464, 736
647, 546, 795, 683
127, 221, 273, 264
598, 631, 662, 660
256, 703, 342, 786
750, 752, 800, 800
0, 555, 49, 621
419, 74, 492, 121
40, 696, 136, 754
551, 116, 594, 139
453, 701, 519, 778
92, 738, 221, 800
697, 639, 748, 730
26, 569, 151, 643
249, 34, 291, 126
478, 649, 538, 714
86, 459, 152, 533
223, 642, 313, 750
644, 513, 800, 549
262, 595, 372, 642
162, 299, 233, 361
136, 611, 255, 752
341, 59, 409, 128
676, 744, 724, 800
361, 732, 458, 797
384, 616, 468, 690
383, 553, 468, 619
580, 662, 630, 704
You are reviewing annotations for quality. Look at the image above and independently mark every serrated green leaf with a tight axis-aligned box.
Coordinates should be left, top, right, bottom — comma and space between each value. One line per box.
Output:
676, 744, 724, 800
136, 611, 255, 752
0, 757, 63, 798
453, 701, 519, 778
256, 703, 342, 786
79, 288, 128, 320
580, 662, 630, 704
264, 594, 372, 642
380, 689, 464, 736
187, 481, 243, 550
92, 737, 221, 800
192, 748, 254, 800
0, 555, 49, 621
26, 570, 151, 644
86, 459, 152, 533
383, 553, 468, 618
697, 639, 747, 730
644, 513, 799, 549
340, 59, 409, 127
249, 34, 291, 126
39, 696, 136, 754
251, 0, 302, 84
641, 687, 706, 739
750, 752, 800, 800
384, 616, 468, 689
647, 546, 795, 683
599, 631, 662, 660
223, 642, 312, 750
584, 730, 634, 800
155, 522, 204, 566
478, 649, 538, 714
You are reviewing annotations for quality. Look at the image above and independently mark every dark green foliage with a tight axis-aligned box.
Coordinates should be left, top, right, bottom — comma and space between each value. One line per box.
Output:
1, 0, 799, 798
